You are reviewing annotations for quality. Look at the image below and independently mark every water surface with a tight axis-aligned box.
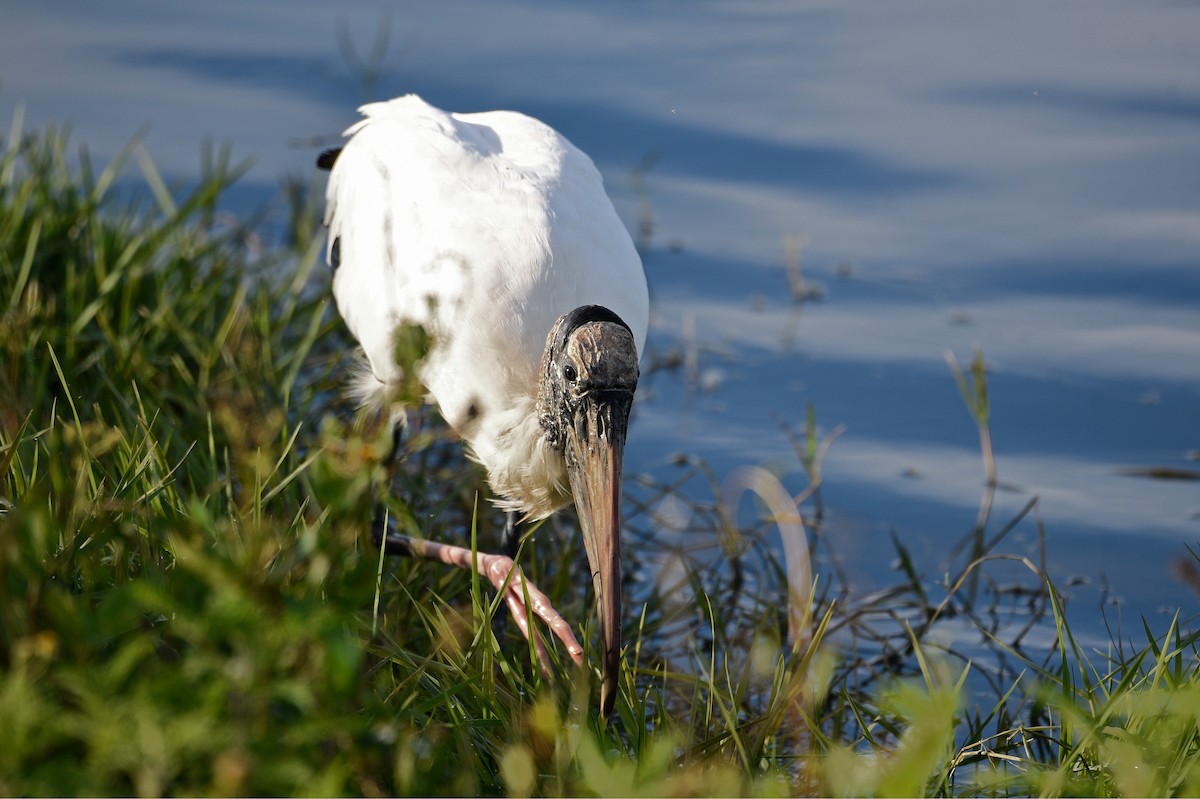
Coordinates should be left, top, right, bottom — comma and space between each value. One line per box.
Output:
4, 0, 1197, 643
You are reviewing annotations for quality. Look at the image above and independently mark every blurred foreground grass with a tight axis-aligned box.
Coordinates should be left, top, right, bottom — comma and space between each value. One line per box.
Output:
2, 121, 1199, 797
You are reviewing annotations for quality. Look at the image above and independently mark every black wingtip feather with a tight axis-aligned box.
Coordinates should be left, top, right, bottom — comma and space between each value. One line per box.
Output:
316, 148, 342, 171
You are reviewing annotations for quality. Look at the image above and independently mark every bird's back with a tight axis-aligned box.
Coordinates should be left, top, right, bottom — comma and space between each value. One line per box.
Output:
324, 95, 648, 515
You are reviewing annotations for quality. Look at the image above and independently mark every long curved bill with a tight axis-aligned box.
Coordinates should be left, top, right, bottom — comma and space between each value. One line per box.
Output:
565, 395, 629, 720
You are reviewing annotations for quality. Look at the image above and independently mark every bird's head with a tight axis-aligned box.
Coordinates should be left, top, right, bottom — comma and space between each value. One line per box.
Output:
538, 305, 639, 719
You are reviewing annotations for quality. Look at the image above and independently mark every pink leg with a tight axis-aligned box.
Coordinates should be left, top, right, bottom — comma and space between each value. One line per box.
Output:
391, 535, 584, 672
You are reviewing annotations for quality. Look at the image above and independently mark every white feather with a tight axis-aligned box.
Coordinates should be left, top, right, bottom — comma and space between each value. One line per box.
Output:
324, 95, 649, 518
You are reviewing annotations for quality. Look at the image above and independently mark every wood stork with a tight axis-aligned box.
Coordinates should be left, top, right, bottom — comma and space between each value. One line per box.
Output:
318, 94, 649, 717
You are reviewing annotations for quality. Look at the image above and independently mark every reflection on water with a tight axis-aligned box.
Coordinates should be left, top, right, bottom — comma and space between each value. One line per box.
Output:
3, 0, 1197, 643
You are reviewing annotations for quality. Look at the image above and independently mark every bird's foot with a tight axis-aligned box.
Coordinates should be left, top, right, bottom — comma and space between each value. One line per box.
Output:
388, 534, 584, 676
476, 551, 585, 675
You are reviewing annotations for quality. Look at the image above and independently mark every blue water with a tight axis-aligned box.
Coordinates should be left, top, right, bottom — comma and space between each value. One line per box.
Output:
4, 0, 1197, 647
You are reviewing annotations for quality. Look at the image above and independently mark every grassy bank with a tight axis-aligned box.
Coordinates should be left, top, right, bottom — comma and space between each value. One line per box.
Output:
2, 121, 1199, 796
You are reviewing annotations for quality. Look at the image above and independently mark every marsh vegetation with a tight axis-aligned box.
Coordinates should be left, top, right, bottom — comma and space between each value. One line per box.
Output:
2, 122, 1199, 796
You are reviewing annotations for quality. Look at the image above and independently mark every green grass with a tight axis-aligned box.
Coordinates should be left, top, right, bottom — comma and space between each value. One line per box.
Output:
2, 120, 1199, 797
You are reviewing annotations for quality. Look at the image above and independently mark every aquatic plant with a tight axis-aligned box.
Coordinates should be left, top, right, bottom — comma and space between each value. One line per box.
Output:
2, 121, 1197, 797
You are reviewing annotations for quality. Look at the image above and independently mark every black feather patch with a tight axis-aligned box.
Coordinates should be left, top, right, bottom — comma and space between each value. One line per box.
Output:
553, 305, 632, 355
317, 148, 342, 171
330, 237, 341, 271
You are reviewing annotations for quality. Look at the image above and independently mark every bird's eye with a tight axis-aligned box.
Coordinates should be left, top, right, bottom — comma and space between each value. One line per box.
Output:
562, 363, 578, 383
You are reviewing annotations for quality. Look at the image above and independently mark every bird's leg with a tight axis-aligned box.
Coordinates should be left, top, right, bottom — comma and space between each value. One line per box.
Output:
370, 418, 582, 674
398, 536, 583, 673
492, 510, 520, 639
375, 533, 584, 675
501, 510, 520, 559
371, 414, 407, 552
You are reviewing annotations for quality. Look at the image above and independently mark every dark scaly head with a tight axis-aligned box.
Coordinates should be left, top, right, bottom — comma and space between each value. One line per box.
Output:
538, 305, 639, 719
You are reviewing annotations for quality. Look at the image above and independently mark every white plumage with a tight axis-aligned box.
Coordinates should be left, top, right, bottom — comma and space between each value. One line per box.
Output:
324, 95, 648, 518
320, 94, 649, 717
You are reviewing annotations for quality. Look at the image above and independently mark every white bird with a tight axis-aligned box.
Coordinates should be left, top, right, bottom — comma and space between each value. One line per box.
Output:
318, 94, 649, 717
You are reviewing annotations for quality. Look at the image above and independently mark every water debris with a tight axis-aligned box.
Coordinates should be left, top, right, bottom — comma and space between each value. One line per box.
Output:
783, 234, 824, 303
720, 465, 813, 649
1116, 466, 1200, 481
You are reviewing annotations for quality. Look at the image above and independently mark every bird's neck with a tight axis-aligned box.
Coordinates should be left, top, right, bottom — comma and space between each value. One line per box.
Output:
465, 397, 571, 521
